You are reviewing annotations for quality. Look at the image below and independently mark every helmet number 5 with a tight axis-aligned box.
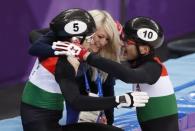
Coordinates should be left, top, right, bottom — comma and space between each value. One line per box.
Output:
65, 20, 87, 34
73, 23, 79, 32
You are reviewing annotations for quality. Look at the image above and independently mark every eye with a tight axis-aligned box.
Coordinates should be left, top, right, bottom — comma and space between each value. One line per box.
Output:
98, 35, 104, 39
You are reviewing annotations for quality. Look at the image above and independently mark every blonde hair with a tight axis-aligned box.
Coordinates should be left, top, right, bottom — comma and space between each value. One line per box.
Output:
88, 10, 122, 82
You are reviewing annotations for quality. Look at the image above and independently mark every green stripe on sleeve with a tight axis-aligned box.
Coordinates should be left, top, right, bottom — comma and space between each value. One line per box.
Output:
22, 81, 64, 110
136, 94, 178, 122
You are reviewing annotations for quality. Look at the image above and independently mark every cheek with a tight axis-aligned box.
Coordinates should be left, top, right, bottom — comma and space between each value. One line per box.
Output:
127, 46, 137, 55
90, 44, 99, 53
93, 35, 99, 43
101, 41, 108, 47
82, 42, 89, 49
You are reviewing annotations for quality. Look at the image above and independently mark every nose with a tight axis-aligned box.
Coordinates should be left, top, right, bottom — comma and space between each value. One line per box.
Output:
100, 38, 108, 46
90, 38, 95, 45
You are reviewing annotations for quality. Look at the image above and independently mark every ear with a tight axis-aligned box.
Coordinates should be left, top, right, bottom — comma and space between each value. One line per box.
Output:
139, 45, 150, 55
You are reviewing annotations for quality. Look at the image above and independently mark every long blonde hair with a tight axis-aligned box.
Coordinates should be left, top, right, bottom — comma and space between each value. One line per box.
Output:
88, 10, 122, 82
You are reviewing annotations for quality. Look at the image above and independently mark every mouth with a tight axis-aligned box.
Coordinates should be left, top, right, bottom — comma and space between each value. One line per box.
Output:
93, 42, 101, 49
90, 43, 100, 52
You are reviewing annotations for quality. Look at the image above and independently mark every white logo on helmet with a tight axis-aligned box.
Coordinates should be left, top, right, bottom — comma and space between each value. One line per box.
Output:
137, 28, 158, 42
64, 20, 87, 35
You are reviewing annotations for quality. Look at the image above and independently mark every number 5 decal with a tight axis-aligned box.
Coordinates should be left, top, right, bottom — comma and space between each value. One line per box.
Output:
73, 23, 79, 32
64, 20, 87, 35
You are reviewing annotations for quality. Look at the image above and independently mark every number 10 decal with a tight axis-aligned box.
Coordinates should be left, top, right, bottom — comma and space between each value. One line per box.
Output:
143, 30, 153, 39
137, 28, 158, 42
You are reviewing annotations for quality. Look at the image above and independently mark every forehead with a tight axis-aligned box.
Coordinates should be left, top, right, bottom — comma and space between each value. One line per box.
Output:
96, 27, 108, 36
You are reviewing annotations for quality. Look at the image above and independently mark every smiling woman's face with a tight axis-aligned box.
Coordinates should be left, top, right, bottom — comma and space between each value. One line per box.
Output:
90, 27, 109, 53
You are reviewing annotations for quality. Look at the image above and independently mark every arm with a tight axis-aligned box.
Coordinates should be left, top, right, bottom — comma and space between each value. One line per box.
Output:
55, 56, 118, 111
49, 42, 161, 84
29, 28, 50, 43
55, 56, 149, 110
102, 75, 115, 97
29, 30, 56, 57
86, 53, 162, 85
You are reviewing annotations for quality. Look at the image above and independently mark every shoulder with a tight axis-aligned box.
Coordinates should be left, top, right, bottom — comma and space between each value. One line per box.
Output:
141, 59, 162, 70
141, 60, 162, 84
30, 29, 56, 43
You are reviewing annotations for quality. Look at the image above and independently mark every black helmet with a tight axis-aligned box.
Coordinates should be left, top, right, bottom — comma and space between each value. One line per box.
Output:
50, 8, 96, 40
123, 17, 164, 48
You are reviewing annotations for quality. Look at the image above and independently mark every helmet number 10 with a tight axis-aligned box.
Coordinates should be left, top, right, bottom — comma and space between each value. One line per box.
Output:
137, 28, 158, 42
143, 30, 153, 39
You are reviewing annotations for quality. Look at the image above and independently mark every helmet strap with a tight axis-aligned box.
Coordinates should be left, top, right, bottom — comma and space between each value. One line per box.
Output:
135, 44, 142, 59
129, 44, 154, 68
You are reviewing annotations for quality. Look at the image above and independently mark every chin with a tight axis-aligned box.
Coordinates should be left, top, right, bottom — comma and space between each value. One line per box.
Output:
91, 49, 99, 53
90, 45, 99, 53
93, 47, 100, 52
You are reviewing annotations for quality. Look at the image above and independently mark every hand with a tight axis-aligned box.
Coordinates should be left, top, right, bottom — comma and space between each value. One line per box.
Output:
115, 92, 149, 108
52, 41, 88, 60
98, 115, 107, 124
67, 56, 80, 75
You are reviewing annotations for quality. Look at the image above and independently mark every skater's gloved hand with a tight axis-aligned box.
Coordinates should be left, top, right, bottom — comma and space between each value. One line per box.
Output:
115, 92, 149, 108
52, 41, 88, 61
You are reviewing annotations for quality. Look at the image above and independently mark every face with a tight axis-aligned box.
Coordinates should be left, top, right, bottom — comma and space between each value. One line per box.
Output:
122, 40, 138, 61
90, 27, 109, 53
122, 40, 150, 61
71, 35, 92, 50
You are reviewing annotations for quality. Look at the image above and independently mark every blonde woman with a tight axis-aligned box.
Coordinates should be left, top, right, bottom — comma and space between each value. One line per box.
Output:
85, 10, 122, 125
28, 9, 122, 125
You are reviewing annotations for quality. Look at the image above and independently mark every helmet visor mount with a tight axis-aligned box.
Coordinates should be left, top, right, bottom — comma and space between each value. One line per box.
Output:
76, 33, 95, 43
71, 33, 95, 45
125, 39, 136, 46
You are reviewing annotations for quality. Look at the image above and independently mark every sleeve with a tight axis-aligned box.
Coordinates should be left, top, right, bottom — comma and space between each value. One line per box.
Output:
28, 30, 56, 57
29, 28, 50, 43
86, 53, 162, 85
54, 57, 118, 111
102, 75, 115, 97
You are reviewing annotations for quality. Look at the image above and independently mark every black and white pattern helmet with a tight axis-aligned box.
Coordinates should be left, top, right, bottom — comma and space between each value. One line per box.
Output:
123, 17, 164, 48
50, 8, 96, 40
